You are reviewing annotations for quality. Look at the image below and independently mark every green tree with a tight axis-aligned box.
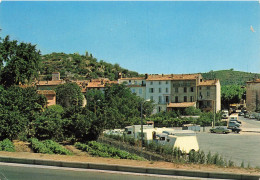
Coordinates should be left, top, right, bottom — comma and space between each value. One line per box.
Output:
221, 85, 246, 109
55, 82, 84, 108
0, 36, 41, 87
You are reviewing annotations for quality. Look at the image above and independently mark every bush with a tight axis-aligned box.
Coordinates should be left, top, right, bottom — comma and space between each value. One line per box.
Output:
75, 141, 145, 160
0, 139, 15, 152
29, 138, 72, 155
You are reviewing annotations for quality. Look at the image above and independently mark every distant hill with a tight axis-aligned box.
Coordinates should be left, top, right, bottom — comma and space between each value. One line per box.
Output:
202, 69, 260, 86
39, 52, 141, 81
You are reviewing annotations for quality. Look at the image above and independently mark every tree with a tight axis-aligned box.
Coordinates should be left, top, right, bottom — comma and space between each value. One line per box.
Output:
221, 85, 246, 109
55, 82, 84, 108
0, 36, 41, 87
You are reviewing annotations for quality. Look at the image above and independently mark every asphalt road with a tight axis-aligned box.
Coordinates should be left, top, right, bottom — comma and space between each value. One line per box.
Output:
0, 162, 222, 180
197, 115, 260, 168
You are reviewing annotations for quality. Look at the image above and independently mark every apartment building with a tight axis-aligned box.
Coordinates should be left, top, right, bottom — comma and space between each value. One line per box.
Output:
119, 73, 221, 114
246, 79, 260, 112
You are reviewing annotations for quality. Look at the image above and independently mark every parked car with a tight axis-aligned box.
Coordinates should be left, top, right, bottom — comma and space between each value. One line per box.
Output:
244, 113, 250, 118
210, 127, 232, 134
227, 126, 242, 133
229, 119, 241, 124
249, 114, 256, 119
228, 121, 240, 128
238, 112, 244, 116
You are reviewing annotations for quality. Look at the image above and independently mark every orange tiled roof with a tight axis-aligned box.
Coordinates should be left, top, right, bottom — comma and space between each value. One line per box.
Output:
119, 77, 145, 80
199, 79, 219, 86
37, 90, 56, 95
146, 74, 200, 81
167, 102, 196, 108
36, 80, 64, 86
247, 79, 260, 83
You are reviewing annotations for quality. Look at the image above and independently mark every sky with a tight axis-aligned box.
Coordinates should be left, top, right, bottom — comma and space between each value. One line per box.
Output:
0, 1, 260, 74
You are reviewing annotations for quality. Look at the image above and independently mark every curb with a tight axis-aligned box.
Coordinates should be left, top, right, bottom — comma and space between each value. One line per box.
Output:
0, 156, 259, 180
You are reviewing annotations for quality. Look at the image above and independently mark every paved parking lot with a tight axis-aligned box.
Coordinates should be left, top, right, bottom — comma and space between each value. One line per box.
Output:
197, 115, 260, 168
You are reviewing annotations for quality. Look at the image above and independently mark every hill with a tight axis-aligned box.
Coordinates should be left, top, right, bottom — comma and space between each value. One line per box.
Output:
202, 69, 260, 86
39, 52, 141, 81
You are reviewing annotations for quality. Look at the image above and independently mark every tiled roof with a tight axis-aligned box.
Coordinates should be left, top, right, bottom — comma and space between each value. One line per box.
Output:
146, 74, 200, 81
247, 79, 260, 83
199, 79, 219, 86
167, 102, 196, 108
37, 90, 56, 95
119, 77, 145, 80
36, 80, 64, 86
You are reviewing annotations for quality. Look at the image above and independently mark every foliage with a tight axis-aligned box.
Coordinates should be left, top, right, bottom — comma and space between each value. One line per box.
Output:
0, 35, 41, 87
0, 139, 15, 152
29, 138, 72, 155
221, 85, 246, 109
0, 86, 46, 140
34, 105, 64, 141
40, 52, 140, 81
202, 69, 260, 86
184, 107, 201, 116
55, 82, 84, 108
75, 141, 144, 160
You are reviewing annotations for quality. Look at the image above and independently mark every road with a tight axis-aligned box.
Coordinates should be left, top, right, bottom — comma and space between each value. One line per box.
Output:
0, 162, 224, 180
197, 115, 260, 168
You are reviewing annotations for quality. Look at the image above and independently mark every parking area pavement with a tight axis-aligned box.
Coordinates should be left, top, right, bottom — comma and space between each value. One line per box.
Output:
196, 115, 260, 168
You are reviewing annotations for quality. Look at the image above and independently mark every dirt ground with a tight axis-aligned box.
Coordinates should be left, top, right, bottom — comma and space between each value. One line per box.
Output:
0, 141, 260, 176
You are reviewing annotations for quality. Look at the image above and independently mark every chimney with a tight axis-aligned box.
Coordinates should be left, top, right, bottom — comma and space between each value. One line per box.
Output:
145, 73, 148, 79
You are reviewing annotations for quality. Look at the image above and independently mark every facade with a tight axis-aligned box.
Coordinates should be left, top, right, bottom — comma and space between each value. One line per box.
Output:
246, 79, 260, 112
119, 73, 221, 114
37, 90, 56, 106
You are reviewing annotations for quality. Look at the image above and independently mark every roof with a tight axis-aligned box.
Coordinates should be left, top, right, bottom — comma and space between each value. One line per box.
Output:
167, 102, 196, 108
146, 74, 200, 81
247, 79, 260, 83
119, 77, 145, 80
36, 80, 64, 86
37, 90, 56, 95
199, 79, 219, 86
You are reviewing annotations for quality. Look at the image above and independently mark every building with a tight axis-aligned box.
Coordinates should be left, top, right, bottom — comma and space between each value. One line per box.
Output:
35, 72, 117, 106
119, 73, 221, 114
246, 79, 260, 112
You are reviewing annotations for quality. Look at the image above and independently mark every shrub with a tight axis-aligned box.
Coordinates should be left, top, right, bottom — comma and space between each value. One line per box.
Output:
0, 139, 15, 152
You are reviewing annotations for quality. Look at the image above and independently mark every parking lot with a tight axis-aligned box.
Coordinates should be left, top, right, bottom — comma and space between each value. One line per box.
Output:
197, 115, 260, 167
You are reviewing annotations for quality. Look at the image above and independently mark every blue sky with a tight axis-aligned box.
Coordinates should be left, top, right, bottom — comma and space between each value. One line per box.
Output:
0, 1, 260, 74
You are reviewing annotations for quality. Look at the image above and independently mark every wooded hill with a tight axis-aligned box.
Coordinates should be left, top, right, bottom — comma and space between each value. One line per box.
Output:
202, 69, 260, 86
40, 52, 140, 81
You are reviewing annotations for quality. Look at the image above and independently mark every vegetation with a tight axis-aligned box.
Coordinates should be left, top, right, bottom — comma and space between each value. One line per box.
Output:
29, 138, 72, 155
0, 139, 15, 152
221, 85, 246, 109
202, 69, 260, 86
75, 141, 144, 160
0, 36, 41, 87
56, 82, 84, 108
40, 52, 141, 81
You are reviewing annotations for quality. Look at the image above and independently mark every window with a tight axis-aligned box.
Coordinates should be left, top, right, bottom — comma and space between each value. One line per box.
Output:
184, 96, 187, 102
175, 96, 178, 103
149, 88, 154, 93
158, 106, 161, 112
159, 96, 162, 103
207, 86, 210, 90
199, 87, 202, 90
129, 80, 131, 83
134, 81, 137, 85
139, 89, 142, 94
207, 101, 211, 106
175, 87, 178, 93
166, 96, 169, 103
166, 81, 168, 84
167, 139, 170, 142
159, 88, 161, 93
150, 82, 153, 85
150, 96, 153, 101
190, 87, 194, 92
207, 91, 210, 97
190, 96, 194, 102
184, 87, 187, 93
159, 81, 161, 85
166, 88, 168, 93
160, 137, 165, 141
132, 89, 136, 93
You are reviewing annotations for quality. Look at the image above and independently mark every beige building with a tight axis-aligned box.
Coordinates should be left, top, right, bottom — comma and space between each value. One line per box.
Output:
246, 79, 260, 112
119, 73, 221, 114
